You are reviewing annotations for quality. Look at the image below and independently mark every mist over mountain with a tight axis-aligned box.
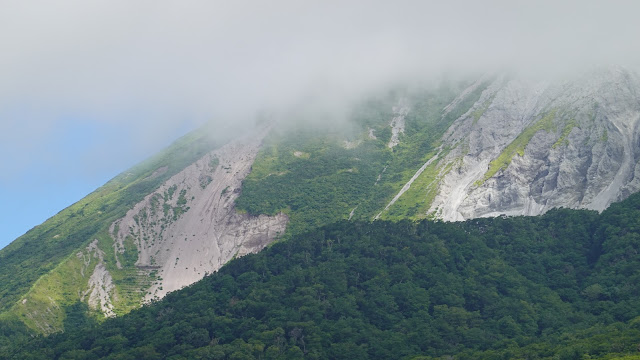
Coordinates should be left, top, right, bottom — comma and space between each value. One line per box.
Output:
3, 1, 640, 202
3, 2, 640, 358
2, 65, 640, 340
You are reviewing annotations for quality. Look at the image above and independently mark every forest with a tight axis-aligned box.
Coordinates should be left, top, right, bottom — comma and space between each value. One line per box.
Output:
5, 191, 640, 359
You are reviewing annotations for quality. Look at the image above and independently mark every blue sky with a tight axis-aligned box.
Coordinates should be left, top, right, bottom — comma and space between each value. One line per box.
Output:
0, 165, 112, 250
0, 115, 197, 249
2, 0, 640, 250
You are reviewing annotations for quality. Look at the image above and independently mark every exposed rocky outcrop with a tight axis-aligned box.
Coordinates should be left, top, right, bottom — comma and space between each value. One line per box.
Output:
110, 128, 288, 301
428, 67, 640, 220
81, 239, 116, 317
387, 98, 409, 148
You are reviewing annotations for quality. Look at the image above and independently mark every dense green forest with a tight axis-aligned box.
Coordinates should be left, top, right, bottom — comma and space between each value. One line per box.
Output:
7, 192, 640, 359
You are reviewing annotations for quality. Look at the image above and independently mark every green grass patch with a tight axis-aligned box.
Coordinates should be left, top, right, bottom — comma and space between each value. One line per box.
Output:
552, 119, 578, 149
471, 95, 494, 124
11, 245, 98, 334
100, 231, 155, 316
380, 151, 455, 220
476, 109, 557, 186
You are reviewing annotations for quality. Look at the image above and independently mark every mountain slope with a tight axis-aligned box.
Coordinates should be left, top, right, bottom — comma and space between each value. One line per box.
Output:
8, 192, 640, 359
428, 67, 640, 220
235, 78, 490, 235
0, 125, 292, 336
237, 67, 640, 225
2, 67, 640, 338
110, 128, 288, 301
0, 127, 222, 320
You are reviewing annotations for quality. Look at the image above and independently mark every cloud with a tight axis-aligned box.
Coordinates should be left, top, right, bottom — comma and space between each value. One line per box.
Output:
2, 0, 640, 247
1, 0, 640, 180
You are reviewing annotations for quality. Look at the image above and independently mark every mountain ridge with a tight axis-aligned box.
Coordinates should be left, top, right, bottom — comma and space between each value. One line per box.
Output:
2, 67, 640, 339
428, 67, 640, 220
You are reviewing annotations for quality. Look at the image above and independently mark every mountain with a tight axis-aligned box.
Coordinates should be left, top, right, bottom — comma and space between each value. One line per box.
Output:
1, 67, 640, 340
6, 192, 640, 359
432, 67, 640, 219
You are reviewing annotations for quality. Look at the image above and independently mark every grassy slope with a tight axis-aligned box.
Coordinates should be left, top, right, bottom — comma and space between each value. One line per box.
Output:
0, 124, 223, 331
379, 81, 488, 220
236, 80, 489, 237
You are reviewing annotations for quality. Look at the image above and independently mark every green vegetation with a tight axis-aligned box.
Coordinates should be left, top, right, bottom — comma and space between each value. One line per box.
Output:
236, 80, 489, 236
9, 247, 98, 335
99, 231, 155, 317
471, 95, 494, 124
0, 124, 222, 334
379, 150, 451, 220
236, 128, 392, 237
476, 109, 557, 186
377, 81, 489, 219
552, 119, 578, 149
8, 191, 640, 359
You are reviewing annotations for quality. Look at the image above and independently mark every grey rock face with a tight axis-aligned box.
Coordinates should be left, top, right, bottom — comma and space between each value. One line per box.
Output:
82, 239, 116, 317
110, 129, 288, 301
430, 67, 640, 220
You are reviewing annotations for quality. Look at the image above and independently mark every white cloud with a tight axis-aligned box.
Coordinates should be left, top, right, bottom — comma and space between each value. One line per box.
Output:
1, 0, 640, 180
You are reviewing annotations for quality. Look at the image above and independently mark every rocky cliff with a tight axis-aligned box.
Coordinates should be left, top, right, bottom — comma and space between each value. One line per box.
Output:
110, 128, 288, 301
427, 67, 640, 220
